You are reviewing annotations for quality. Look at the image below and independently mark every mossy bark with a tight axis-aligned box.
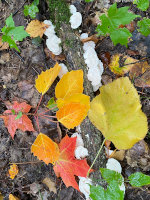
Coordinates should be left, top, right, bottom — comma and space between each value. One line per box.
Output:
59, 24, 106, 183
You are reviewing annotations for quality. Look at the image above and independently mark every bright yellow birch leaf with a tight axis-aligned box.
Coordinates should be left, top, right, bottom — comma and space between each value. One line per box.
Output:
56, 102, 88, 129
35, 63, 61, 95
26, 20, 49, 38
9, 194, 19, 200
88, 77, 148, 150
55, 70, 83, 99
56, 93, 90, 109
8, 164, 18, 179
31, 133, 60, 165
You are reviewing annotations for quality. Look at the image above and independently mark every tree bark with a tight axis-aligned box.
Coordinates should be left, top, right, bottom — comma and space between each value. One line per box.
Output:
59, 24, 106, 183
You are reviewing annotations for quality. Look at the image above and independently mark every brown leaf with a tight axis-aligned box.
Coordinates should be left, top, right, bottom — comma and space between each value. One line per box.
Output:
44, 48, 65, 61
134, 70, 150, 88
26, 20, 49, 38
43, 177, 57, 194
0, 36, 9, 50
81, 34, 99, 44
111, 150, 125, 161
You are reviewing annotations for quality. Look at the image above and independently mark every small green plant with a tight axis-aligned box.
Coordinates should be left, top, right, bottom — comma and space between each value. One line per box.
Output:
96, 3, 140, 46
90, 168, 150, 200
24, 0, 39, 19
1, 14, 29, 52
133, 0, 149, 11
137, 18, 150, 36
85, 0, 93, 2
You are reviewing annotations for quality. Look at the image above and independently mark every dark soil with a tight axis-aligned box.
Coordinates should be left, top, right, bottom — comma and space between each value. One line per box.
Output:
0, 0, 150, 200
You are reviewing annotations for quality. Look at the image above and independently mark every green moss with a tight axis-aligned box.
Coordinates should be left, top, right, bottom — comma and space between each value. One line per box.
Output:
64, 39, 74, 48
48, 0, 71, 31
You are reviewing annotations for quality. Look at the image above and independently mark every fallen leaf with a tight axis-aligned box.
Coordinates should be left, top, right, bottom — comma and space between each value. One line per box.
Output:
35, 63, 61, 95
31, 133, 60, 165
26, 20, 49, 38
0, 36, 9, 50
110, 150, 125, 161
88, 77, 148, 149
81, 34, 99, 44
44, 48, 65, 61
56, 93, 90, 109
109, 54, 150, 77
43, 177, 57, 193
55, 70, 83, 99
0, 192, 3, 200
8, 164, 18, 179
0, 101, 34, 139
134, 70, 150, 88
9, 194, 19, 200
56, 102, 88, 129
53, 135, 92, 191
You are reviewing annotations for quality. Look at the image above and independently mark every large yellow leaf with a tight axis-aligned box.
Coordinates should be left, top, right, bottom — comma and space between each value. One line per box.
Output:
55, 70, 83, 99
56, 93, 90, 109
35, 63, 61, 95
31, 133, 60, 165
26, 20, 49, 38
88, 77, 148, 150
56, 102, 88, 129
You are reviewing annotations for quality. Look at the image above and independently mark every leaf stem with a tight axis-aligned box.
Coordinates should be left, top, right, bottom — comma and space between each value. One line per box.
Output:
87, 138, 106, 177
34, 95, 43, 114
39, 115, 58, 123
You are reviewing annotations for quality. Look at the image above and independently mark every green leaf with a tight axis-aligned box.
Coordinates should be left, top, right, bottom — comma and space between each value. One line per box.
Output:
33, 0, 39, 6
7, 26, 29, 41
137, 18, 150, 36
85, 0, 93, 2
100, 168, 123, 185
24, 4, 39, 19
110, 28, 132, 47
96, 3, 140, 46
15, 111, 23, 120
47, 97, 58, 111
129, 172, 150, 187
90, 180, 124, 200
133, 0, 149, 11
2, 35, 20, 52
5, 14, 15, 27
11, 109, 16, 115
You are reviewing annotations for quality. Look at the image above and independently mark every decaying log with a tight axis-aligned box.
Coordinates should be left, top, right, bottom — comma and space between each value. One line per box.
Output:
59, 23, 106, 182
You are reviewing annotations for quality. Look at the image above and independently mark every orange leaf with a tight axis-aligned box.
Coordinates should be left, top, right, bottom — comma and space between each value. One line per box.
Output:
8, 164, 18, 179
31, 133, 60, 165
26, 20, 49, 38
0, 101, 34, 139
55, 70, 83, 99
56, 93, 90, 109
56, 102, 88, 129
35, 63, 61, 95
53, 135, 92, 191
9, 194, 19, 200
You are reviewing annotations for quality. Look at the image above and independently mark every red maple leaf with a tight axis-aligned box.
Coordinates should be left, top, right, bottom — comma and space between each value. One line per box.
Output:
0, 101, 34, 139
53, 135, 92, 191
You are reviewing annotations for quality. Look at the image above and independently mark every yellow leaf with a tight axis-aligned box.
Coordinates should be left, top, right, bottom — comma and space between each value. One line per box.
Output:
55, 70, 83, 99
88, 77, 148, 150
9, 194, 19, 200
57, 93, 90, 109
56, 102, 88, 129
8, 164, 18, 180
35, 63, 61, 95
0, 192, 3, 200
31, 133, 60, 165
26, 20, 49, 38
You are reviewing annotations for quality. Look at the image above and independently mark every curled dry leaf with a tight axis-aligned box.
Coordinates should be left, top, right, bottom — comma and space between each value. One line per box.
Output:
8, 164, 18, 179
31, 133, 60, 165
88, 77, 148, 149
35, 63, 61, 95
26, 20, 49, 38
109, 54, 150, 78
44, 48, 65, 61
0, 101, 34, 139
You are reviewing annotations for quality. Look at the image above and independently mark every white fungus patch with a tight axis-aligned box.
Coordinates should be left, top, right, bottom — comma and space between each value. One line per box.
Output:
58, 63, 68, 79
81, 33, 104, 91
71, 132, 84, 147
69, 5, 82, 29
75, 146, 88, 159
106, 158, 126, 193
44, 20, 62, 55
79, 177, 92, 200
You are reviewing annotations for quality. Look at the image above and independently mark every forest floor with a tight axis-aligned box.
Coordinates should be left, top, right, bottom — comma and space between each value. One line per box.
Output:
0, 0, 150, 200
